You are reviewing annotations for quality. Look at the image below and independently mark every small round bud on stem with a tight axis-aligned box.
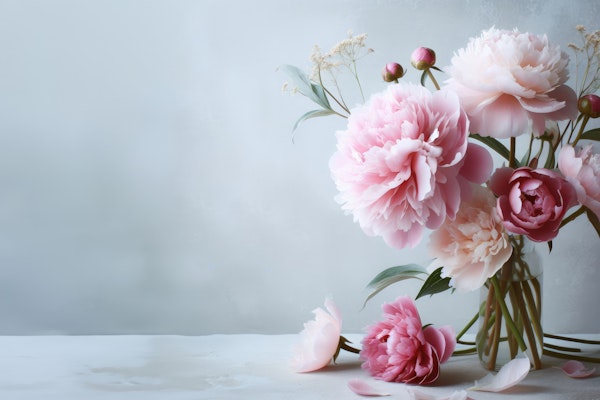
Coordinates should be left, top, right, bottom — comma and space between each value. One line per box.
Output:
410, 47, 436, 70
578, 94, 600, 118
382, 62, 404, 82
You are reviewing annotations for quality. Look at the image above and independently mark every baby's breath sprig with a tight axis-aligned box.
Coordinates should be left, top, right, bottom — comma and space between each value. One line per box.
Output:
569, 25, 600, 98
280, 32, 373, 135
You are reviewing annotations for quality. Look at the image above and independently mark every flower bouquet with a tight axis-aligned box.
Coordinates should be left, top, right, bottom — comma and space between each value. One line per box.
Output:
282, 26, 600, 383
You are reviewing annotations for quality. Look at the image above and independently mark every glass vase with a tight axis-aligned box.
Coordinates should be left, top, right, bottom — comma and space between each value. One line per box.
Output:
476, 235, 543, 371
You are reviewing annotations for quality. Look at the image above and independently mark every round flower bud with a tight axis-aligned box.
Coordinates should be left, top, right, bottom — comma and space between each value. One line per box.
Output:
578, 94, 600, 118
381, 62, 404, 82
410, 47, 436, 70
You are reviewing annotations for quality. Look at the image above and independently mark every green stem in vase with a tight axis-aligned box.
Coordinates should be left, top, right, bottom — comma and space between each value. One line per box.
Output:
506, 288, 520, 359
522, 277, 544, 345
511, 282, 542, 369
491, 276, 527, 352
487, 300, 502, 369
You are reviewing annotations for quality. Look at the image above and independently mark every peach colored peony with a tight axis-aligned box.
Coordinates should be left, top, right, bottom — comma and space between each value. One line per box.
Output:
444, 27, 577, 138
428, 185, 513, 292
329, 83, 472, 249
558, 144, 600, 219
360, 296, 455, 384
489, 167, 578, 242
291, 298, 342, 372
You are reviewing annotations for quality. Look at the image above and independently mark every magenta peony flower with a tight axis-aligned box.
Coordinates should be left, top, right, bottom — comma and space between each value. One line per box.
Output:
445, 27, 577, 138
489, 167, 578, 242
291, 298, 342, 372
428, 185, 513, 292
558, 144, 600, 219
329, 83, 471, 249
360, 296, 455, 384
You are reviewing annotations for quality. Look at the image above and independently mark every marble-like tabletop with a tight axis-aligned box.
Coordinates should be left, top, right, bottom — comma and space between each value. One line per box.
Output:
0, 334, 598, 399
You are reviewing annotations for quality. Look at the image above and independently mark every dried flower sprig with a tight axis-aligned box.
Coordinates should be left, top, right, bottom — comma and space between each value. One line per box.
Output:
310, 31, 372, 110
279, 32, 373, 135
570, 25, 600, 97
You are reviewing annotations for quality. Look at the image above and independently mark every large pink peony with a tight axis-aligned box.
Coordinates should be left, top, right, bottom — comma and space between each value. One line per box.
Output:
360, 296, 455, 384
428, 185, 513, 292
291, 298, 342, 372
444, 27, 577, 138
489, 167, 578, 242
558, 144, 600, 219
329, 83, 473, 249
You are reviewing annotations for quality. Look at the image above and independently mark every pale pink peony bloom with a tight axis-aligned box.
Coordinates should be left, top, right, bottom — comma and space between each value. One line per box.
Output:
429, 186, 512, 291
558, 144, 600, 219
291, 298, 342, 372
489, 167, 578, 242
428, 185, 513, 292
360, 296, 455, 384
329, 83, 472, 249
444, 27, 577, 138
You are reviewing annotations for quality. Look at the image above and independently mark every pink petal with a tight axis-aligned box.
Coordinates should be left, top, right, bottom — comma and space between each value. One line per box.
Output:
423, 326, 446, 361
558, 360, 596, 379
489, 167, 514, 197
470, 357, 530, 392
437, 326, 457, 363
347, 379, 390, 397
459, 143, 493, 184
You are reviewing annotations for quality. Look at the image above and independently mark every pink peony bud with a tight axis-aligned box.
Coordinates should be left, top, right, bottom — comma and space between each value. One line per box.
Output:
381, 62, 404, 82
578, 94, 600, 118
410, 47, 436, 70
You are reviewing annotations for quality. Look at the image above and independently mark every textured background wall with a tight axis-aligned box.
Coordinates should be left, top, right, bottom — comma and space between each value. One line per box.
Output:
0, 0, 598, 335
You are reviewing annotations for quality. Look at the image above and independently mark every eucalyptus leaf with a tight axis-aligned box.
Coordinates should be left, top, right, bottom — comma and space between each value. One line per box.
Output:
415, 266, 452, 300
580, 128, 600, 141
363, 264, 427, 307
279, 64, 331, 110
292, 109, 337, 132
470, 134, 513, 164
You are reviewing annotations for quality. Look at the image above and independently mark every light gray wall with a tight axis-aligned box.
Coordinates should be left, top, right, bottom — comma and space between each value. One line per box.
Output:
0, 0, 598, 335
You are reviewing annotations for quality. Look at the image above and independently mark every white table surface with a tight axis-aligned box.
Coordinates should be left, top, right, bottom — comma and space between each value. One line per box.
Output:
0, 334, 598, 399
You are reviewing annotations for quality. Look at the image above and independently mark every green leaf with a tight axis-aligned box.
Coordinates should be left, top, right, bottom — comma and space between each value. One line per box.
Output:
279, 64, 331, 110
580, 128, 600, 141
363, 264, 427, 307
292, 109, 336, 132
585, 207, 600, 238
420, 70, 428, 87
415, 267, 452, 300
470, 134, 513, 164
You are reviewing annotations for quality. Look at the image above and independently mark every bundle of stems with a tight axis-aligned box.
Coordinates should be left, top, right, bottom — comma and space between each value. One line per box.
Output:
454, 236, 600, 369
